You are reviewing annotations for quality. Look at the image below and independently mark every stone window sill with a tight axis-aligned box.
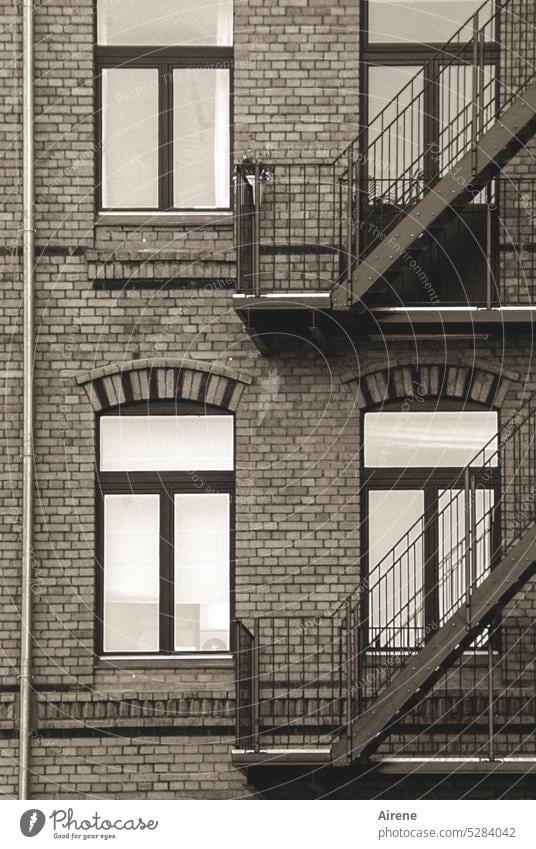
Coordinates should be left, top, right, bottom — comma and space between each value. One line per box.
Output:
96, 654, 234, 670
96, 211, 234, 228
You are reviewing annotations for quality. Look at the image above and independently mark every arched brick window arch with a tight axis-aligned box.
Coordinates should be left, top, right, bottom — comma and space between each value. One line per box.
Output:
343, 363, 514, 651
76, 357, 252, 413
76, 358, 252, 659
341, 363, 514, 410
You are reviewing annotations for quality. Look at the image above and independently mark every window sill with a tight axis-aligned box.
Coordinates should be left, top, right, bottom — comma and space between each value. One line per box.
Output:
96, 654, 234, 670
96, 211, 234, 228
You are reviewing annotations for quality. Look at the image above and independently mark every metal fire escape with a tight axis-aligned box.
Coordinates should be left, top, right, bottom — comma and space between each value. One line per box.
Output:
233, 0, 536, 351
233, 389, 536, 768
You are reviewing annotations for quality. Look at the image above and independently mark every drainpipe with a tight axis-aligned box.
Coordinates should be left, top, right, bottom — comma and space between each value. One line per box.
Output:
19, 0, 35, 801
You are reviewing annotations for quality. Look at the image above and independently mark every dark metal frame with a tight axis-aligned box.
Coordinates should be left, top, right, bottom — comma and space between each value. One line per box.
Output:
95, 3, 234, 213
94, 400, 235, 657
361, 401, 501, 647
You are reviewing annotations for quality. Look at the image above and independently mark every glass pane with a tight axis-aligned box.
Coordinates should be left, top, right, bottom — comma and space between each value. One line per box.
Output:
368, 66, 424, 193
101, 69, 159, 209
364, 411, 498, 468
103, 494, 160, 652
173, 69, 230, 209
98, 0, 233, 46
100, 415, 234, 471
438, 488, 494, 622
174, 494, 230, 651
368, 0, 493, 44
369, 490, 425, 648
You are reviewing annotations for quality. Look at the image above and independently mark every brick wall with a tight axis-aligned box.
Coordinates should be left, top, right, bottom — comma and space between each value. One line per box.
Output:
0, 0, 535, 799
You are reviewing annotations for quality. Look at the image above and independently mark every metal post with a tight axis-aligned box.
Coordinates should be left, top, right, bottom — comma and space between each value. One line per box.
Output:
346, 148, 354, 297
355, 616, 362, 717
470, 476, 477, 593
252, 618, 260, 752
485, 181, 493, 309
478, 31, 486, 137
345, 600, 353, 761
253, 163, 261, 297
487, 634, 495, 761
464, 469, 473, 628
19, 0, 35, 802
471, 13, 480, 177
233, 622, 242, 747
234, 167, 242, 293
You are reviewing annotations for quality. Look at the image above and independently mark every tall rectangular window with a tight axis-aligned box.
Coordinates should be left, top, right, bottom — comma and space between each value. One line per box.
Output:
363, 408, 499, 649
98, 405, 234, 656
366, 0, 493, 45
96, 0, 233, 212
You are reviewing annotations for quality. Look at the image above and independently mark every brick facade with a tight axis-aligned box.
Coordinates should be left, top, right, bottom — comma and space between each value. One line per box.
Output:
0, 0, 535, 799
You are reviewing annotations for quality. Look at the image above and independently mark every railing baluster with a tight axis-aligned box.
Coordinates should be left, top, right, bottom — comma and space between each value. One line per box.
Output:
253, 163, 261, 297
345, 600, 353, 760
252, 618, 260, 752
346, 147, 354, 295
488, 629, 495, 761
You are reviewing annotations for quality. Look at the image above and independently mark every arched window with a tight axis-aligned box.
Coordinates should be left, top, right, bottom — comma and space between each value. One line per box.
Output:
362, 402, 499, 649
96, 401, 234, 657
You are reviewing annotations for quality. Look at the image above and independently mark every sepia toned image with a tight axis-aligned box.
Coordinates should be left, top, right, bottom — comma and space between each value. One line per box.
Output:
1, 0, 536, 806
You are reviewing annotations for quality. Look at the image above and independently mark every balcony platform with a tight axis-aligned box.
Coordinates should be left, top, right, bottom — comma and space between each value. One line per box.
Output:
233, 294, 536, 354
232, 748, 536, 772
231, 747, 332, 767
371, 757, 536, 774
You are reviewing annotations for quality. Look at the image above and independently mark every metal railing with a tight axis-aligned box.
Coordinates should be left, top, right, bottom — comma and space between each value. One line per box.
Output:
234, 391, 536, 753
342, 392, 536, 716
235, 0, 536, 302
377, 620, 536, 760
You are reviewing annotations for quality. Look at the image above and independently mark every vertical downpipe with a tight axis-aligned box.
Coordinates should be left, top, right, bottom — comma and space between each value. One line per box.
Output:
19, 0, 35, 801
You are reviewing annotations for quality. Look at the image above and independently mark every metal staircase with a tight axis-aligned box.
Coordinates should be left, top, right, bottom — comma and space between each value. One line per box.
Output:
233, 393, 536, 766
234, 0, 536, 327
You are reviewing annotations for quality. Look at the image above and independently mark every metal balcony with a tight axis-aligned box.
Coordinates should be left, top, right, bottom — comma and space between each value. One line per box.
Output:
232, 394, 536, 768
233, 0, 536, 351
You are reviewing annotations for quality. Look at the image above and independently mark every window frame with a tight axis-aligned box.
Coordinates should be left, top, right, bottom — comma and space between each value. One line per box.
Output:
95, 8, 234, 214
359, 0, 500, 187
95, 401, 235, 658
360, 400, 501, 651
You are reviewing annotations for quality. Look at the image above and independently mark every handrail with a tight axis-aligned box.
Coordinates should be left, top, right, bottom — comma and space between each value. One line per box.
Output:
332, 0, 495, 168
233, 389, 536, 750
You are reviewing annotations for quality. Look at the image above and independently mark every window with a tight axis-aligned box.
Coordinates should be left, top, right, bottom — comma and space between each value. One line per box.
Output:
366, 0, 493, 45
96, 0, 233, 211
363, 407, 499, 649
97, 403, 234, 656
362, 0, 497, 188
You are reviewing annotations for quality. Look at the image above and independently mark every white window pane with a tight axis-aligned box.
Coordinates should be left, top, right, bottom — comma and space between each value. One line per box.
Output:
104, 494, 160, 652
173, 69, 230, 208
368, 0, 493, 44
438, 488, 494, 623
101, 69, 159, 209
174, 494, 230, 651
98, 0, 233, 46
369, 490, 425, 648
364, 411, 498, 468
100, 415, 234, 471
